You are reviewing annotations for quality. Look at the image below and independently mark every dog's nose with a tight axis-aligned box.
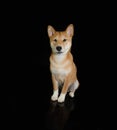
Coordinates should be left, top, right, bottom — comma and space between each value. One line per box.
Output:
56, 46, 62, 51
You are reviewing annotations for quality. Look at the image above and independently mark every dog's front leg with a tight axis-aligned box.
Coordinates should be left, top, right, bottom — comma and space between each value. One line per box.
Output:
51, 74, 59, 101
58, 77, 69, 103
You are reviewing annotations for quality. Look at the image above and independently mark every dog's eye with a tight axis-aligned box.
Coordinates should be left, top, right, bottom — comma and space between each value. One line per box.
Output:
54, 39, 57, 42
63, 39, 67, 42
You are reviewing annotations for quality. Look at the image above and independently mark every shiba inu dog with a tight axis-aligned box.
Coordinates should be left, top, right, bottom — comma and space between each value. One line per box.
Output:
47, 24, 79, 103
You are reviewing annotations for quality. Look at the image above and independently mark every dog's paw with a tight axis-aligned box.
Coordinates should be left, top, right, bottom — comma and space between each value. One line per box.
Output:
51, 95, 58, 101
69, 92, 74, 98
58, 94, 65, 103
51, 89, 58, 101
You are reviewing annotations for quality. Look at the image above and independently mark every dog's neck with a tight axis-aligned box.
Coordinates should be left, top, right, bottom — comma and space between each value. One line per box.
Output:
51, 51, 72, 64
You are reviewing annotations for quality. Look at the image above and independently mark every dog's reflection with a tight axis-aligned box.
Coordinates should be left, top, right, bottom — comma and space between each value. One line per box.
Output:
46, 96, 75, 130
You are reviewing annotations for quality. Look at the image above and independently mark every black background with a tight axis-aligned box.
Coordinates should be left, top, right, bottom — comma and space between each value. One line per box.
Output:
7, 1, 113, 130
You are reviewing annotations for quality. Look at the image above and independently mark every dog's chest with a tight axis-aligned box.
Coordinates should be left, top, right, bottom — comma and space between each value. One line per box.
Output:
51, 67, 69, 75
51, 66, 69, 83
50, 56, 71, 76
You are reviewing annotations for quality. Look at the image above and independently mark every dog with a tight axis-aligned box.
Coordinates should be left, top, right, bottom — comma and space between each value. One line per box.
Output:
47, 24, 79, 103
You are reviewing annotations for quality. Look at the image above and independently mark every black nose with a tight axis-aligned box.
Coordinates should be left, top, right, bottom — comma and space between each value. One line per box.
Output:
56, 46, 62, 51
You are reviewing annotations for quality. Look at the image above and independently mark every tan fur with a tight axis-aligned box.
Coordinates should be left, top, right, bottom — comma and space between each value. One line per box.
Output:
47, 24, 79, 102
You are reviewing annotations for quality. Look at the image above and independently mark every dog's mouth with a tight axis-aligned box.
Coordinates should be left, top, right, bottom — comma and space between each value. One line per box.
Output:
56, 51, 63, 54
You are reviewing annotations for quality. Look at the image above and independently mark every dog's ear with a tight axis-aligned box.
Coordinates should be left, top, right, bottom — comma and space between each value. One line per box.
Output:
47, 25, 55, 37
66, 24, 74, 37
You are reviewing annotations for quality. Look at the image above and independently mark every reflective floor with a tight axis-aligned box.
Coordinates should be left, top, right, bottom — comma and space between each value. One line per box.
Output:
8, 65, 104, 130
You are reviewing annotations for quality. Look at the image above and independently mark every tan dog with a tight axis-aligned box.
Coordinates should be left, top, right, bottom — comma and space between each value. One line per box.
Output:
47, 24, 79, 103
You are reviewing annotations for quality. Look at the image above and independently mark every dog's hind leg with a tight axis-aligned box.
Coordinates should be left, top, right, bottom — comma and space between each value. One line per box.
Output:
69, 80, 79, 97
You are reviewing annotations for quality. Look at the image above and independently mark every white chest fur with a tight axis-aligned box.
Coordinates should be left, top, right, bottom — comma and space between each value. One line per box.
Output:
51, 67, 71, 75
50, 54, 71, 75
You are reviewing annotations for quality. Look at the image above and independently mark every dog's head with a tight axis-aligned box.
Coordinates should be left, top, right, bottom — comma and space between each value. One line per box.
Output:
47, 24, 74, 55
